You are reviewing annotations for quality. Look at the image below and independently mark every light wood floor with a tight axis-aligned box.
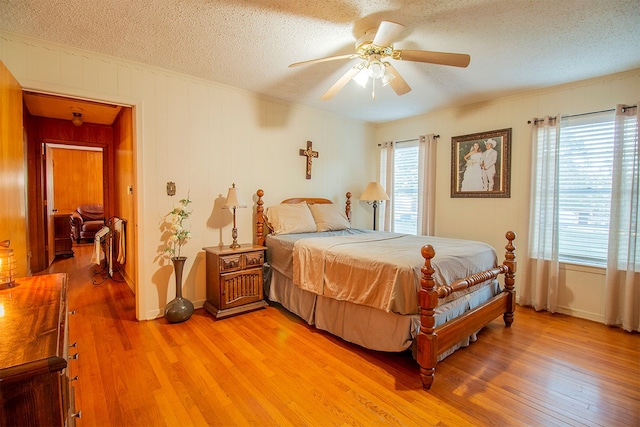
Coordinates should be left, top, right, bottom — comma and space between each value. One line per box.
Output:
44, 244, 639, 426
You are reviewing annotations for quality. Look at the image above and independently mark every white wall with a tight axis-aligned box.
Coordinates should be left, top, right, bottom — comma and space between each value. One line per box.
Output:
374, 68, 640, 323
0, 32, 376, 319
4, 30, 638, 324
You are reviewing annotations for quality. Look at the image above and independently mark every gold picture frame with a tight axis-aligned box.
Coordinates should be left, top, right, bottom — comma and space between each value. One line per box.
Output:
451, 128, 511, 198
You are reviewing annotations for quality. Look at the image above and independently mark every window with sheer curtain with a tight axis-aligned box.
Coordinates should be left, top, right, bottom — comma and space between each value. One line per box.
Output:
557, 111, 615, 267
379, 135, 436, 235
527, 105, 639, 331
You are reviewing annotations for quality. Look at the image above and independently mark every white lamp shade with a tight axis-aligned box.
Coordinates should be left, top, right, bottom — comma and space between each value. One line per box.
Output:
224, 184, 246, 208
360, 182, 390, 201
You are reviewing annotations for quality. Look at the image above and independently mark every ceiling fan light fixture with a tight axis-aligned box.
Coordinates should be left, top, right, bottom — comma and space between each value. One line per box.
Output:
367, 60, 386, 79
352, 66, 369, 88
381, 67, 395, 87
71, 108, 83, 126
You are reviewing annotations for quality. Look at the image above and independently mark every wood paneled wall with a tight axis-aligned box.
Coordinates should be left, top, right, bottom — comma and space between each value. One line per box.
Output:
0, 61, 28, 277
113, 107, 136, 293
51, 147, 103, 214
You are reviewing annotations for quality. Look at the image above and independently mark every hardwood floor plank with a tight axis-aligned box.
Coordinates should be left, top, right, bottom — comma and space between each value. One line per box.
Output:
42, 244, 640, 426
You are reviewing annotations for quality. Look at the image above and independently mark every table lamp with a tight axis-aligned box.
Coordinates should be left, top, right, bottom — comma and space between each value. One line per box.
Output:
224, 183, 246, 249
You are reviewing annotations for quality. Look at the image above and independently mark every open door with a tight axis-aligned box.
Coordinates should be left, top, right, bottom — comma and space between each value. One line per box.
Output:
0, 61, 28, 277
44, 143, 56, 266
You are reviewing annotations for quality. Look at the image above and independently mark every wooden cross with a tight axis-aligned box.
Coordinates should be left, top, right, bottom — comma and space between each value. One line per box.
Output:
299, 140, 319, 179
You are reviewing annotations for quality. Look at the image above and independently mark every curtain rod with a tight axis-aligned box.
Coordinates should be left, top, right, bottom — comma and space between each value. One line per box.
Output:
377, 135, 440, 146
528, 105, 637, 124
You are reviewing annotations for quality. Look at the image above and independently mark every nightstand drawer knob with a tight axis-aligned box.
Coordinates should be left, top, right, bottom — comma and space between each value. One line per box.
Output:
70, 375, 79, 382
71, 410, 82, 419
69, 353, 79, 360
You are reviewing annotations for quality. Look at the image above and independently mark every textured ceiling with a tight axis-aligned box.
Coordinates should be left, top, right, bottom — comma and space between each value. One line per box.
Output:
2, 0, 640, 124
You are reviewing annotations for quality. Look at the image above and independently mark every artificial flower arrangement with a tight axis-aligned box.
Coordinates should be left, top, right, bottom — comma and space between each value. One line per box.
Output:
165, 196, 192, 259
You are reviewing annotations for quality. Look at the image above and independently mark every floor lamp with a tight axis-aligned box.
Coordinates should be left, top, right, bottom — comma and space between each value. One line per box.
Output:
224, 183, 246, 249
360, 182, 390, 231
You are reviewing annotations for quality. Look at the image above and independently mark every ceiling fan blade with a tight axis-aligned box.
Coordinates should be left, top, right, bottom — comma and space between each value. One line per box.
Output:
320, 65, 362, 100
397, 50, 471, 68
372, 21, 405, 47
289, 54, 357, 68
385, 64, 411, 96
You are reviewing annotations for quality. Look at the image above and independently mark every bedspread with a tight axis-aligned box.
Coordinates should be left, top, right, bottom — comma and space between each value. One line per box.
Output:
290, 231, 498, 315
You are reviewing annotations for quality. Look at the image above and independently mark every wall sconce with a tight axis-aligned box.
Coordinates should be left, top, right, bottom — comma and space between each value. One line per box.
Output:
0, 240, 17, 289
360, 182, 390, 231
224, 183, 246, 249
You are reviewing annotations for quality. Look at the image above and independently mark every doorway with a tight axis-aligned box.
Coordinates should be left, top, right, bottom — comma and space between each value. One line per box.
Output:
45, 143, 104, 263
23, 91, 137, 299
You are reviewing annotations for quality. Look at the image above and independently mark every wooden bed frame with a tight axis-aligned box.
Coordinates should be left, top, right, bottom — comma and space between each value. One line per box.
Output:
254, 189, 517, 390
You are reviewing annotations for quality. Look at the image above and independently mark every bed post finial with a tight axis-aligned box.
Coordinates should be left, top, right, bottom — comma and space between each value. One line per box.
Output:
418, 244, 438, 390
503, 231, 517, 326
345, 192, 352, 221
256, 189, 265, 246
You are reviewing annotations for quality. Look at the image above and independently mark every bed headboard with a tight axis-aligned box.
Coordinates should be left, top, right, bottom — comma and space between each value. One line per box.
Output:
255, 189, 352, 246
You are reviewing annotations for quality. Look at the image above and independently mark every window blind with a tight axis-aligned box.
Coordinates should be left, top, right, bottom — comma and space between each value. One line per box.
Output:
557, 111, 615, 266
393, 141, 419, 234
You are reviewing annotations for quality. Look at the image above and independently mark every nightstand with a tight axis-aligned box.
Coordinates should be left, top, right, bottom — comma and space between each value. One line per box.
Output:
203, 244, 268, 319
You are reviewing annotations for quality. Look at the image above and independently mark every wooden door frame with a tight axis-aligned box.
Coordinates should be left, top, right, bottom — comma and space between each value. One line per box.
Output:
33, 137, 112, 270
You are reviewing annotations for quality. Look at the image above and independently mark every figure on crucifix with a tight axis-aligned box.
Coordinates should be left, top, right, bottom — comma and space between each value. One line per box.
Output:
299, 140, 319, 179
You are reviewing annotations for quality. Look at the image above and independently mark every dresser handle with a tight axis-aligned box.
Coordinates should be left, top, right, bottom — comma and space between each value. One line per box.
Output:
69, 342, 78, 348
71, 410, 82, 419
70, 375, 79, 382
69, 353, 79, 360
69, 310, 76, 315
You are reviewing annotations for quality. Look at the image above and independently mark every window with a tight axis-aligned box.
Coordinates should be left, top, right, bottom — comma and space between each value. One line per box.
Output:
557, 111, 615, 266
381, 140, 419, 234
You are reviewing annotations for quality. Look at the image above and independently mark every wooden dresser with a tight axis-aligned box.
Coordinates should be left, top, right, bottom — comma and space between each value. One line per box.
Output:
203, 244, 268, 319
0, 273, 81, 426
54, 213, 74, 258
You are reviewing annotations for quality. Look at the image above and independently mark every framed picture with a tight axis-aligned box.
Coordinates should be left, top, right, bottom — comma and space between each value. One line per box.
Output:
451, 128, 511, 198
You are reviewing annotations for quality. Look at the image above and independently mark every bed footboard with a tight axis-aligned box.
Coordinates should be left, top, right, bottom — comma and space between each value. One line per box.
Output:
417, 231, 517, 390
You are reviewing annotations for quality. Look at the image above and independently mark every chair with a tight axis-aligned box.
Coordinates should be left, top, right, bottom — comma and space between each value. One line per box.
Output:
70, 204, 105, 243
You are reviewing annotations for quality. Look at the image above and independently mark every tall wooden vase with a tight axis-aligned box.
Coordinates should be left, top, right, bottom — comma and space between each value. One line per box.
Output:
164, 256, 194, 323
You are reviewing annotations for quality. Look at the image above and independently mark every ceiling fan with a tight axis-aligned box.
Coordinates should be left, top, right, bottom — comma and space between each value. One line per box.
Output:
289, 21, 470, 100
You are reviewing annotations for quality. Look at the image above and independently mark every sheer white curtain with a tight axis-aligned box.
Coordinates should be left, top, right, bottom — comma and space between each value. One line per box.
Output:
417, 134, 437, 235
524, 116, 561, 312
379, 142, 394, 232
605, 104, 639, 332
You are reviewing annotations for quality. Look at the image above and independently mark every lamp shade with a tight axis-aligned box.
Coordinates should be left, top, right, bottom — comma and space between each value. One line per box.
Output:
224, 183, 246, 208
360, 182, 390, 201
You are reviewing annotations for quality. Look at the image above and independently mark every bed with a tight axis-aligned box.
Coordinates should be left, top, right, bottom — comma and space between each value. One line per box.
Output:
254, 189, 516, 390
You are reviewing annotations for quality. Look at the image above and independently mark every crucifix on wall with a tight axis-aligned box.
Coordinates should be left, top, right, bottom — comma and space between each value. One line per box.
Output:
299, 140, 319, 179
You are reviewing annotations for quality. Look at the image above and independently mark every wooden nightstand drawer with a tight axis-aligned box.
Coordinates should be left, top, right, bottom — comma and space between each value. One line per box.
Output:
244, 251, 264, 268
219, 253, 242, 272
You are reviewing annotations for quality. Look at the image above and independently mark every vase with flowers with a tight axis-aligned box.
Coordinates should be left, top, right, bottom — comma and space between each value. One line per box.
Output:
164, 196, 194, 323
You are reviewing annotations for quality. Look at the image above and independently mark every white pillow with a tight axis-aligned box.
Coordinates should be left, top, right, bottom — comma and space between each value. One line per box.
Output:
265, 203, 316, 235
308, 203, 351, 232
